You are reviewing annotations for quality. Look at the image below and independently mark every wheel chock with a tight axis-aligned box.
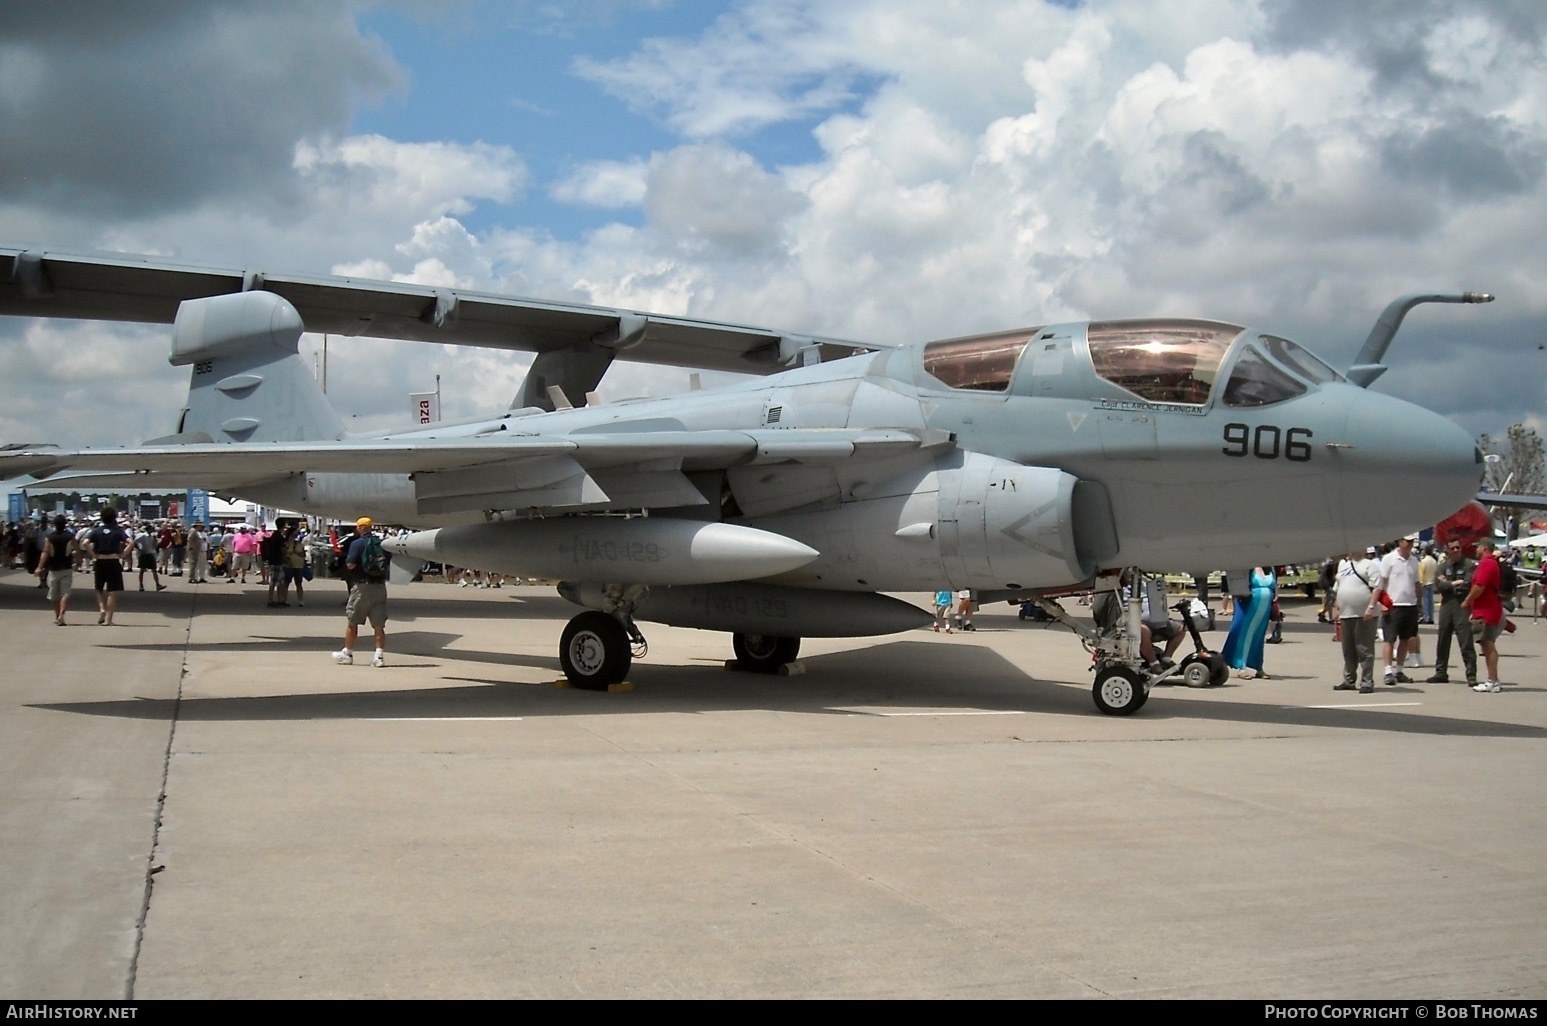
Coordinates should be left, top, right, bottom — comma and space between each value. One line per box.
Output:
552, 678, 633, 692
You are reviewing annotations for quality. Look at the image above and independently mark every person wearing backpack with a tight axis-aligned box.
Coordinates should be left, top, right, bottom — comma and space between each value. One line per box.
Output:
276, 523, 309, 608
334, 517, 389, 667
1497, 554, 1519, 612
262, 525, 287, 607
36, 515, 78, 626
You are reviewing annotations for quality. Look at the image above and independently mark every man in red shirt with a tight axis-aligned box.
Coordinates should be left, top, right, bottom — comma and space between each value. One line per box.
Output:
1463, 539, 1505, 692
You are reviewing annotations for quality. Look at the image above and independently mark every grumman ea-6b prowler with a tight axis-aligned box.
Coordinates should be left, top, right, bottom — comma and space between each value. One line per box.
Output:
0, 247, 1488, 714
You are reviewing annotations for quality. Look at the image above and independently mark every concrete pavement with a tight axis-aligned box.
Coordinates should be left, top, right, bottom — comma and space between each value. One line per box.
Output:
1, 570, 1543, 998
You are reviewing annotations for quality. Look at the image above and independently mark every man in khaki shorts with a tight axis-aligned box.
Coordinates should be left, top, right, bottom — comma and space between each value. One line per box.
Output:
334, 517, 388, 667
36, 515, 78, 626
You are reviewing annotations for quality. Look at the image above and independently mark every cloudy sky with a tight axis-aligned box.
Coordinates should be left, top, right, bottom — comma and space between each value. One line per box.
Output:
2, 0, 1544, 452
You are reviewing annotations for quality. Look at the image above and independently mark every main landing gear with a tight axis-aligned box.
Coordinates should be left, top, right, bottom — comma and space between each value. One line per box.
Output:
556, 611, 803, 687
559, 611, 647, 689
730, 633, 801, 673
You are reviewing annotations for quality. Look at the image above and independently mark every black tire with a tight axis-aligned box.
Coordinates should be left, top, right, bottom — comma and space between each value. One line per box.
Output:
1091, 591, 1121, 630
732, 633, 800, 673
1093, 665, 1148, 716
560, 612, 632, 689
1207, 653, 1229, 686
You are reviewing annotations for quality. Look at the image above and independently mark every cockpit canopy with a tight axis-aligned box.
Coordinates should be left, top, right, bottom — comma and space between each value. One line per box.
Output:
1091, 321, 1347, 407
1086, 319, 1239, 406
1222, 333, 1345, 407
920, 328, 1041, 392
918, 317, 1345, 408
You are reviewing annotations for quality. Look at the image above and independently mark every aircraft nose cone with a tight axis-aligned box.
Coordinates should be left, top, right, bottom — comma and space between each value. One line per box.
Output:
1335, 389, 1481, 542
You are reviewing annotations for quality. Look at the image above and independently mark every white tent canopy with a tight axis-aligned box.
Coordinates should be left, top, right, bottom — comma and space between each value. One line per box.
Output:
204, 497, 303, 528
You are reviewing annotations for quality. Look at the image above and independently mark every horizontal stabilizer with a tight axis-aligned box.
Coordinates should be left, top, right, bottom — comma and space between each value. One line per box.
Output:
0, 449, 64, 479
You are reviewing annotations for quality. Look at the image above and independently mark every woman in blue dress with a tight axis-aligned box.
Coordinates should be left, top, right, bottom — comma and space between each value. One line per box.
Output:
1221, 566, 1276, 678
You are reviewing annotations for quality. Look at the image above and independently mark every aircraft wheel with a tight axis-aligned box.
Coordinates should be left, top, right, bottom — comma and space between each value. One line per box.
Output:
1092, 665, 1148, 716
732, 633, 800, 673
560, 612, 632, 689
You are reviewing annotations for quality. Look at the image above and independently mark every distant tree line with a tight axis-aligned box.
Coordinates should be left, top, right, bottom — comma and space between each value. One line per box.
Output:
1478, 422, 1546, 536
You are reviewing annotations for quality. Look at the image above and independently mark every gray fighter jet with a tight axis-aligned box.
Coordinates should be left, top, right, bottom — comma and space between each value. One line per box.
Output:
0, 247, 1488, 713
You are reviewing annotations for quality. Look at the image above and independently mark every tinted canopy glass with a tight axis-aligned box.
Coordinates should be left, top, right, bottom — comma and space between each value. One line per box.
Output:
1087, 319, 1242, 405
921, 330, 1039, 392
1223, 346, 1308, 407
1259, 334, 1344, 384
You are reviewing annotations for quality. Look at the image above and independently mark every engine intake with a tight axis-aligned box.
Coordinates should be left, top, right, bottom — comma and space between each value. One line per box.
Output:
936, 454, 1113, 589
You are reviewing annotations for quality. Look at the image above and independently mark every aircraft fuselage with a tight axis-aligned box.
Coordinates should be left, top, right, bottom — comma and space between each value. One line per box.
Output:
269, 317, 1480, 592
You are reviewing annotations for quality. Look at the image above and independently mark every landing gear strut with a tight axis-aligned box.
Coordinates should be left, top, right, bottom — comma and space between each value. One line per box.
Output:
1027, 568, 1156, 716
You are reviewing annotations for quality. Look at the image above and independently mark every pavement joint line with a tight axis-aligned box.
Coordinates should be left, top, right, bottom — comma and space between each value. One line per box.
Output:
1300, 702, 1424, 709
836, 708, 1027, 717
349, 716, 526, 722
127, 586, 191, 1000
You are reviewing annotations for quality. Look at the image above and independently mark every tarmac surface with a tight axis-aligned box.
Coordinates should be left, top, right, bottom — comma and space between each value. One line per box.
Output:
1, 568, 1544, 999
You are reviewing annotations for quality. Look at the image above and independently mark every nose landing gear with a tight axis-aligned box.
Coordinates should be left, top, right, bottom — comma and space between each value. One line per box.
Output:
1092, 664, 1148, 716
1029, 569, 1225, 715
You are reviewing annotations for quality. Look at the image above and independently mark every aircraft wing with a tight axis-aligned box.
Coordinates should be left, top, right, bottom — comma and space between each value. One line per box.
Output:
7, 427, 952, 516
0, 246, 884, 373
7, 429, 939, 475
18, 471, 299, 493
1479, 492, 1547, 511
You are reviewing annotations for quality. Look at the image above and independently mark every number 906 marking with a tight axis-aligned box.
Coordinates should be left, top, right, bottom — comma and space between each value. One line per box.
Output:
1223, 423, 1312, 461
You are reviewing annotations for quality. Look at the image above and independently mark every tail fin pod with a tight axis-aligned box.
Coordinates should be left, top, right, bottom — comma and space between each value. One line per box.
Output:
170, 292, 346, 443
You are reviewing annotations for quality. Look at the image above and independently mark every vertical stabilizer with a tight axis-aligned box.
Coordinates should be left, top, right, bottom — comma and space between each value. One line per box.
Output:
168, 292, 346, 443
